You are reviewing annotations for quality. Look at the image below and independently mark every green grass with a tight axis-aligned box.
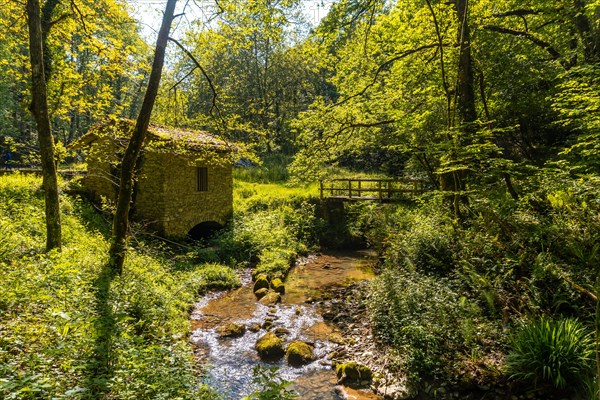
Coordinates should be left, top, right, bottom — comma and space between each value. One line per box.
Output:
232, 153, 293, 184
233, 180, 319, 213
0, 173, 234, 400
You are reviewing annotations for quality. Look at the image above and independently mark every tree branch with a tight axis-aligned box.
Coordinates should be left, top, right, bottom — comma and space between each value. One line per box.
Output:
167, 36, 219, 117
49, 13, 71, 28
330, 119, 397, 139
492, 9, 539, 18
483, 25, 569, 69
332, 43, 440, 109
69, 0, 88, 34
169, 66, 197, 91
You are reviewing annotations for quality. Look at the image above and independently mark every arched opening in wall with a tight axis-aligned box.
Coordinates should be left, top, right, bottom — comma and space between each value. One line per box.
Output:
187, 221, 224, 241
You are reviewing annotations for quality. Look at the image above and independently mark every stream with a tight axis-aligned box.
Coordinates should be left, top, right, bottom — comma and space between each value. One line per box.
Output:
190, 250, 381, 399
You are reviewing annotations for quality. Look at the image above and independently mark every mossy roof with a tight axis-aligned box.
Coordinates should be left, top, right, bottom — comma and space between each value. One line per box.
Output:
71, 118, 230, 153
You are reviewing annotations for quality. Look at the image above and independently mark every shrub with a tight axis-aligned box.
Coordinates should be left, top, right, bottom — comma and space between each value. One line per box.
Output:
214, 182, 320, 279
197, 263, 240, 290
368, 269, 488, 383
253, 248, 296, 278
242, 365, 297, 400
506, 317, 594, 390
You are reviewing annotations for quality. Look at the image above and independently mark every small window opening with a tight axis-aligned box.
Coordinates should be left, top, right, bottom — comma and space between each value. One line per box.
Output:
197, 167, 208, 192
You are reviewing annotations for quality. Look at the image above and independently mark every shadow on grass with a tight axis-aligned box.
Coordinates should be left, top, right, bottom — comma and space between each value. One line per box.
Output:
84, 263, 119, 399
71, 196, 113, 240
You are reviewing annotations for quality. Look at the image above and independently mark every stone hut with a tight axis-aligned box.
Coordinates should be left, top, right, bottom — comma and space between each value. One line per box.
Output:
74, 119, 233, 238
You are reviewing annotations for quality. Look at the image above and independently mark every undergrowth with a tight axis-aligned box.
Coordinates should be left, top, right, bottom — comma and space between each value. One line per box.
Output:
0, 173, 231, 399
361, 170, 600, 395
506, 317, 594, 391
213, 178, 322, 280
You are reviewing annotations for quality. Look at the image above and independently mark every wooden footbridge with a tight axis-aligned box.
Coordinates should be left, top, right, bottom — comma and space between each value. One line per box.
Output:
319, 178, 426, 202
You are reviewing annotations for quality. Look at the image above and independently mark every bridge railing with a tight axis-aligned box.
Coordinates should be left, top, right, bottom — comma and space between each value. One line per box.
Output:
319, 178, 426, 201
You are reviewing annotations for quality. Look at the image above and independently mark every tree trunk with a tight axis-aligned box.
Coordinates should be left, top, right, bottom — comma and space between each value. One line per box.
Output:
573, 0, 599, 64
454, 0, 477, 127
40, 0, 60, 80
27, 0, 62, 252
439, 0, 476, 220
108, 0, 177, 273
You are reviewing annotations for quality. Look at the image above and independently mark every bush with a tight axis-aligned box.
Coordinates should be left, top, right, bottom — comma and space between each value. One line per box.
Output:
197, 263, 240, 290
360, 202, 456, 276
214, 182, 321, 279
506, 317, 594, 390
242, 366, 297, 400
368, 269, 490, 383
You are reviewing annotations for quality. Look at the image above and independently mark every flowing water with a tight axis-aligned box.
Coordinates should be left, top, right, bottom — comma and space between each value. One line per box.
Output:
190, 250, 380, 399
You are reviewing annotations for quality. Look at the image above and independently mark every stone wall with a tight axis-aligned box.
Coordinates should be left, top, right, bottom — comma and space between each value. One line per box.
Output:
84, 139, 233, 238
156, 153, 233, 237
133, 151, 167, 229
84, 136, 121, 204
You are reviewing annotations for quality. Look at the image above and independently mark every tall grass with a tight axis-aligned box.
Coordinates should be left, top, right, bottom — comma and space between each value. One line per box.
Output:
507, 317, 594, 390
233, 153, 292, 184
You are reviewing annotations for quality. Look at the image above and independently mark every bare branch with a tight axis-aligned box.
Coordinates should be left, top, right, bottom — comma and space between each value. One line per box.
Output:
169, 66, 198, 91
167, 36, 219, 116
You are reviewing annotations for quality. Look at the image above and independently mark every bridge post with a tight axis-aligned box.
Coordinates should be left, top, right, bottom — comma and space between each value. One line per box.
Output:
348, 179, 352, 198
320, 180, 324, 200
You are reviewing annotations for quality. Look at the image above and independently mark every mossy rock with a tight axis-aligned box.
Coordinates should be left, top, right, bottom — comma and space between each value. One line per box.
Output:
258, 291, 281, 306
286, 341, 315, 367
215, 323, 246, 338
327, 332, 345, 344
254, 287, 269, 299
335, 362, 373, 387
271, 271, 285, 280
270, 278, 285, 294
261, 318, 274, 331
253, 274, 270, 293
272, 327, 290, 338
255, 332, 284, 360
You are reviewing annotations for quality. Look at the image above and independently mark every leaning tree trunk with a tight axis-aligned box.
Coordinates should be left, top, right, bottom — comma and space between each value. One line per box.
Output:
26, 0, 62, 252
108, 0, 177, 273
